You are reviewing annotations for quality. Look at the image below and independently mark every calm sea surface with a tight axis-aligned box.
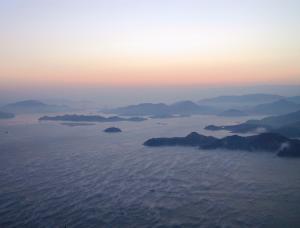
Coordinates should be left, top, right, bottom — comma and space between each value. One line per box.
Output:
1, 114, 300, 227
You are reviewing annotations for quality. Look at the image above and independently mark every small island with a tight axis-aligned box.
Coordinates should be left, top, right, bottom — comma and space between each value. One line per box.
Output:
104, 127, 122, 133
39, 114, 146, 122
144, 132, 300, 157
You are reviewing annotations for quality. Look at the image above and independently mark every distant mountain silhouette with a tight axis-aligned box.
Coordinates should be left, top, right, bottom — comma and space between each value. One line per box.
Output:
105, 94, 297, 116
150, 114, 177, 119
205, 123, 270, 133
205, 110, 300, 138
107, 103, 170, 116
249, 99, 300, 115
247, 110, 300, 127
199, 94, 283, 105
39, 114, 146, 122
105, 101, 218, 116
169, 101, 217, 114
217, 109, 248, 117
144, 132, 300, 157
286, 96, 300, 104
274, 122, 300, 139
0, 111, 15, 119
2, 100, 70, 114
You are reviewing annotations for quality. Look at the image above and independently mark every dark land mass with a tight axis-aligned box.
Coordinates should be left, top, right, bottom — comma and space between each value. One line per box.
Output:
109, 103, 169, 116
217, 109, 248, 117
149, 114, 177, 119
0, 111, 15, 119
198, 94, 300, 115
2, 100, 70, 114
144, 132, 300, 157
104, 127, 122, 133
168, 101, 217, 115
198, 94, 283, 105
105, 101, 219, 116
149, 114, 189, 119
39, 114, 146, 122
246, 110, 300, 127
61, 122, 96, 127
205, 110, 300, 138
105, 94, 300, 116
286, 96, 300, 104
249, 99, 300, 115
205, 123, 271, 133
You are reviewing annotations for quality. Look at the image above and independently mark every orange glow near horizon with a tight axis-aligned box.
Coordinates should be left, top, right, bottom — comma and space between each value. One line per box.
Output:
2, 50, 299, 87
1, 1, 300, 88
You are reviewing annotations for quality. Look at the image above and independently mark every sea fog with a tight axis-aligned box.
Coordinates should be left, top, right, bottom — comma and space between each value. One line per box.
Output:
1, 114, 300, 227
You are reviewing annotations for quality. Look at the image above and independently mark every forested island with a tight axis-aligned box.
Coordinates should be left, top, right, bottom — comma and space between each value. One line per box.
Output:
39, 114, 146, 122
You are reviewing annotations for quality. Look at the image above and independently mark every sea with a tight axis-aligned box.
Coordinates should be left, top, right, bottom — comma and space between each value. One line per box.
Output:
1, 114, 300, 227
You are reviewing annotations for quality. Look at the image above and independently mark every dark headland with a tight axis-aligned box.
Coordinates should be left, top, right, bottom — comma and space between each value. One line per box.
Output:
144, 132, 300, 157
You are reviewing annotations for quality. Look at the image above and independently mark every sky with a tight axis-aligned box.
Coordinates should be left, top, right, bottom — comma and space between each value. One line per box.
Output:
0, 0, 300, 103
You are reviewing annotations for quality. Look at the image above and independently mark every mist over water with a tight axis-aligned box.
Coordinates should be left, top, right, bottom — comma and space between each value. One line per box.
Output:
1, 84, 300, 108
1, 114, 300, 227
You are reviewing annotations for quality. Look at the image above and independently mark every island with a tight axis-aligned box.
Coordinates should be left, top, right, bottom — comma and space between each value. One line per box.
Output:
217, 109, 248, 117
104, 127, 122, 133
249, 99, 300, 115
143, 132, 300, 157
205, 110, 300, 137
39, 114, 146, 122
198, 94, 284, 105
1, 100, 70, 114
149, 114, 177, 119
204, 124, 270, 133
61, 122, 96, 127
150, 114, 191, 119
104, 100, 218, 116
